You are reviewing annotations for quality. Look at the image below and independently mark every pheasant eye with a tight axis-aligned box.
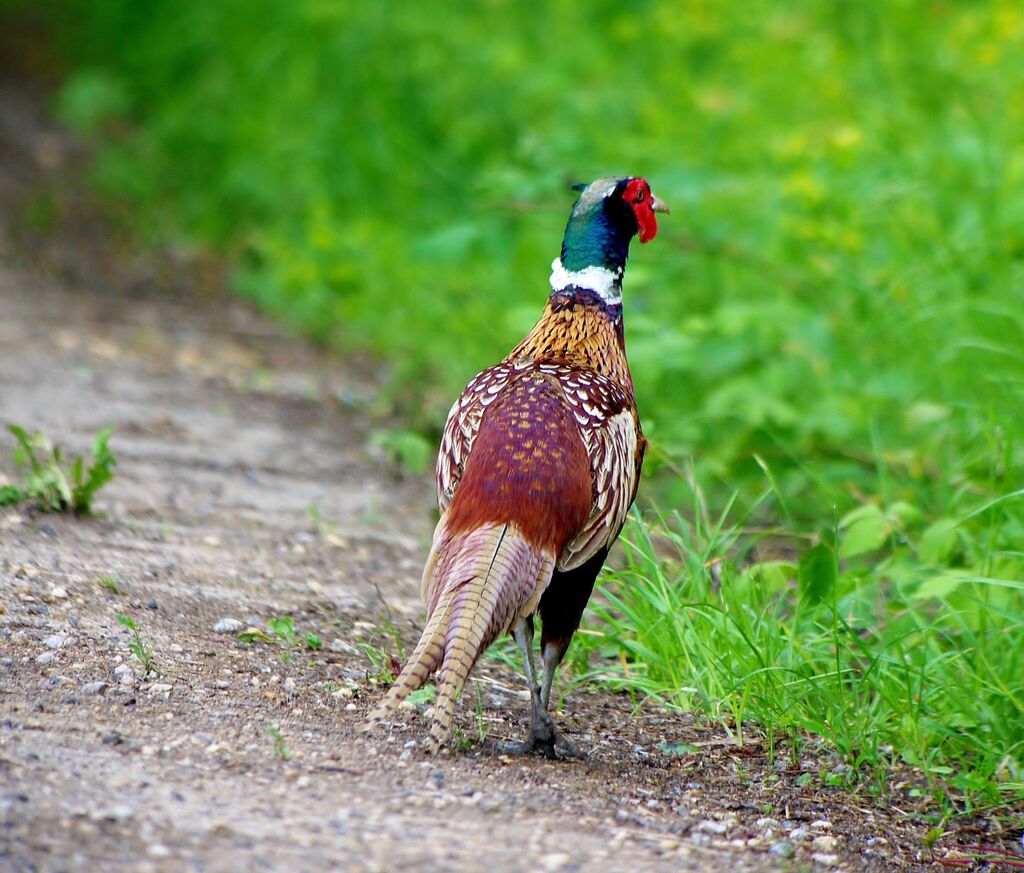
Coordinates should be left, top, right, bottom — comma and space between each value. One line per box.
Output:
635, 191, 645, 204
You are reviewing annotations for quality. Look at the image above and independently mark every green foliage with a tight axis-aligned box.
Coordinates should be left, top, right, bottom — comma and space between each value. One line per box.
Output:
116, 613, 155, 676
38, 0, 1024, 526
239, 616, 322, 657
2, 424, 117, 515
406, 684, 436, 706
369, 427, 433, 476
265, 723, 289, 760
571, 503, 1024, 812
98, 576, 122, 595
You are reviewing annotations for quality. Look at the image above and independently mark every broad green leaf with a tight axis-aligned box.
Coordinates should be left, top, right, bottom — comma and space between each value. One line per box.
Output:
913, 574, 962, 600
887, 501, 922, 526
407, 685, 436, 705
799, 543, 836, 605
841, 515, 891, 559
839, 504, 883, 527
738, 561, 797, 594
919, 519, 960, 565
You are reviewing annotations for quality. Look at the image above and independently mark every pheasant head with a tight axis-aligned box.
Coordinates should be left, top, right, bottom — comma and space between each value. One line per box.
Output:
552, 177, 669, 307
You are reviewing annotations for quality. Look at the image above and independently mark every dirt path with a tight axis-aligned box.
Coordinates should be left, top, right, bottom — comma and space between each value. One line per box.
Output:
0, 78, 978, 872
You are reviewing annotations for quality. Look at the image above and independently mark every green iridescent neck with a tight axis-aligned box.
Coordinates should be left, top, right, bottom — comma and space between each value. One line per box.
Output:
560, 202, 632, 273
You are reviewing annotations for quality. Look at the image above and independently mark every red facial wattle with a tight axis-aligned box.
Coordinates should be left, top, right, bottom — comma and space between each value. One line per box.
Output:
623, 177, 659, 243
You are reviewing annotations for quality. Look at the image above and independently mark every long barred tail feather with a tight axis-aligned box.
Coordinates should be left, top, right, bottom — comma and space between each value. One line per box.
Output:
363, 520, 553, 751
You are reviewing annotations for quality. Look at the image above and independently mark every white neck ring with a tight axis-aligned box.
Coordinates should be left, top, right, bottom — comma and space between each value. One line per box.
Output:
548, 258, 622, 305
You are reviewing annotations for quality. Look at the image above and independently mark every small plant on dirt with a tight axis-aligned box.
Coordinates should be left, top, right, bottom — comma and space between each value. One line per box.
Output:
307, 504, 340, 535
359, 641, 400, 684
265, 724, 288, 760
407, 684, 436, 707
237, 616, 322, 661
353, 589, 407, 684
268, 616, 322, 651
473, 686, 487, 744
451, 726, 473, 754
116, 613, 155, 676
98, 576, 122, 595
658, 741, 700, 758
1, 424, 116, 515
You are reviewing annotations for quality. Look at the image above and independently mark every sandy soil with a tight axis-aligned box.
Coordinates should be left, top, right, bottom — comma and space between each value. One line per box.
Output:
0, 75, 1016, 873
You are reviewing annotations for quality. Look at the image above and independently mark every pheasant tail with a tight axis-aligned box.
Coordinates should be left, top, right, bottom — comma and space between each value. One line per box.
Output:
364, 519, 553, 751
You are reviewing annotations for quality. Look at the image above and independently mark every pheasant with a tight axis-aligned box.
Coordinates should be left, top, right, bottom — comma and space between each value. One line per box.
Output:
365, 176, 668, 755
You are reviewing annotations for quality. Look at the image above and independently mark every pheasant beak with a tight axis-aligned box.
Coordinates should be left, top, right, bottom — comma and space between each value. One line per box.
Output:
650, 195, 670, 215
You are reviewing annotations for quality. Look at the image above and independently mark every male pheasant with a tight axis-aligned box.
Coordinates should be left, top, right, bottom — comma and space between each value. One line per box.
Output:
365, 176, 668, 755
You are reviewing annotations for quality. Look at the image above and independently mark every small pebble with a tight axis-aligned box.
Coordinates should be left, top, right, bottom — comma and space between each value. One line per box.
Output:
540, 853, 571, 872
37, 651, 58, 665
696, 820, 730, 835
44, 633, 72, 650
770, 841, 794, 858
812, 835, 838, 852
811, 853, 839, 867
82, 681, 108, 696
213, 617, 244, 633
790, 826, 809, 841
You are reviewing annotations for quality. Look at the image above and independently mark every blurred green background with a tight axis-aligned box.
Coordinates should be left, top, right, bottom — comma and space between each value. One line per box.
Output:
38, 1, 1024, 523
8, 0, 1024, 807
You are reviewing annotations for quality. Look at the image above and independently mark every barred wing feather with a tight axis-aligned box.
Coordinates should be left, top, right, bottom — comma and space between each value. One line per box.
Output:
530, 364, 643, 571
435, 362, 518, 512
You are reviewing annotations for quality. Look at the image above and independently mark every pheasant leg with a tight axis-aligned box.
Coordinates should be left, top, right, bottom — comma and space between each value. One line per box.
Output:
537, 642, 581, 758
501, 618, 575, 758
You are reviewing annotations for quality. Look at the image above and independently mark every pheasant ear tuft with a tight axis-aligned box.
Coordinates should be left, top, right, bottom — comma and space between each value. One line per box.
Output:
570, 182, 587, 192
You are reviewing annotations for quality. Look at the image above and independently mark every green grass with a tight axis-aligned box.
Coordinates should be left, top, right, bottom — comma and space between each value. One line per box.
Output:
1, 424, 117, 515
116, 613, 155, 676
567, 498, 1023, 813
8, 0, 1023, 812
